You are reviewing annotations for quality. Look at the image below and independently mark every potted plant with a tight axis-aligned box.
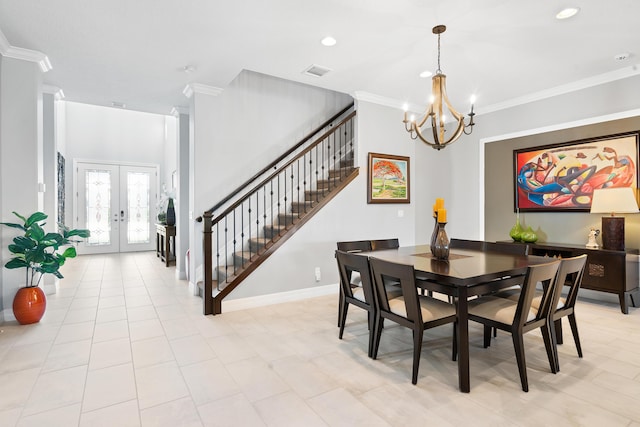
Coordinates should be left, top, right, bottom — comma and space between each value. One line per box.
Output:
1, 211, 90, 324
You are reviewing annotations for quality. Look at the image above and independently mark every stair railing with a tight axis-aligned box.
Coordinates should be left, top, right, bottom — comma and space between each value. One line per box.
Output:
199, 106, 357, 314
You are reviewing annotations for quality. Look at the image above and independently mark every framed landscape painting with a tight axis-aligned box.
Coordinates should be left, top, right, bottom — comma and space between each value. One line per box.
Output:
367, 152, 410, 204
513, 131, 639, 212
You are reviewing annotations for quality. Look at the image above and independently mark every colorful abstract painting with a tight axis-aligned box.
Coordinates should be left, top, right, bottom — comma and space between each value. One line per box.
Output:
514, 132, 639, 212
368, 152, 410, 203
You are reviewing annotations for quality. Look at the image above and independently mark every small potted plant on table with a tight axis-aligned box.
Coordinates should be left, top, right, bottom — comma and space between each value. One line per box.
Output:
1, 211, 90, 324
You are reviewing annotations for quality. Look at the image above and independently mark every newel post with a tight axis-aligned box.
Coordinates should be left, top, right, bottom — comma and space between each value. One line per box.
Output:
202, 211, 214, 315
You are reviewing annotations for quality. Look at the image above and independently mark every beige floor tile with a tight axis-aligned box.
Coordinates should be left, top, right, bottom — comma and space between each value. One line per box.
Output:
135, 360, 190, 409
22, 365, 87, 416
180, 359, 241, 405
225, 357, 290, 403
82, 363, 137, 412
79, 399, 140, 427
254, 391, 328, 427
89, 337, 133, 370
197, 394, 266, 427
131, 336, 175, 368
170, 335, 216, 366
92, 318, 128, 342
0, 341, 51, 374
42, 339, 92, 373
206, 334, 257, 364
140, 397, 203, 427
63, 307, 98, 324
0, 407, 23, 427
270, 355, 338, 399
54, 321, 95, 344
0, 368, 41, 412
307, 388, 390, 427
96, 306, 128, 323
126, 306, 158, 323
129, 318, 164, 342
17, 403, 81, 427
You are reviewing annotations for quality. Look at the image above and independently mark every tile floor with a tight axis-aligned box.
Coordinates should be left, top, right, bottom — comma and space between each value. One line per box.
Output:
0, 251, 639, 426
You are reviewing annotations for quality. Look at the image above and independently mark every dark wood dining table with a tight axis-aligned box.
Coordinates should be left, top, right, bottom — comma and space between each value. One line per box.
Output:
361, 244, 549, 392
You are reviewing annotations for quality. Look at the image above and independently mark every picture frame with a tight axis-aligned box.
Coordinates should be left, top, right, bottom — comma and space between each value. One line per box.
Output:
367, 152, 410, 204
513, 131, 639, 212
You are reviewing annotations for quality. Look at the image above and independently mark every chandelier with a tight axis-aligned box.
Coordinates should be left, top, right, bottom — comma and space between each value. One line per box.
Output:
403, 25, 476, 150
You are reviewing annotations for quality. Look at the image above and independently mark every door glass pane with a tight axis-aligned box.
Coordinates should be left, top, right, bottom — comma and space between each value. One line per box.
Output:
127, 171, 150, 244
85, 170, 111, 246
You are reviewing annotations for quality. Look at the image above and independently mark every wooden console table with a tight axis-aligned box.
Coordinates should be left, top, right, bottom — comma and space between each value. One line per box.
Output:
507, 241, 639, 314
156, 223, 176, 267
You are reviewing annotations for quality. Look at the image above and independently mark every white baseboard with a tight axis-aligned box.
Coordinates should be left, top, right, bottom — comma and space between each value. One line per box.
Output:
222, 283, 339, 312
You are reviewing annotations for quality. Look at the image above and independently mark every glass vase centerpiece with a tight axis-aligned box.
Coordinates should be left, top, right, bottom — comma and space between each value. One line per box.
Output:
431, 200, 450, 260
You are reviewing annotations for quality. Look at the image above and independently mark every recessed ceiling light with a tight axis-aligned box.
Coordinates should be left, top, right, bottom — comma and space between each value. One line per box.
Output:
183, 65, 196, 73
111, 101, 126, 109
321, 36, 337, 47
556, 7, 580, 20
419, 70, 433, 78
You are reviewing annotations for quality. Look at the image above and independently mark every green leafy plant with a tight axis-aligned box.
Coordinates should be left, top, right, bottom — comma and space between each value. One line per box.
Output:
1, 211, 90, 287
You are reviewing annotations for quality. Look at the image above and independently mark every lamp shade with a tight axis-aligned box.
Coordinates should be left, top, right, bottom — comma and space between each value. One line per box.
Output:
590, 187, 639, 215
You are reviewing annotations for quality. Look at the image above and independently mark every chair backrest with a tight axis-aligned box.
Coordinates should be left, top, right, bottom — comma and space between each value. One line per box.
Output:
449, 238, 485, 251
337, 240, 372, 253
485, 241, 529, 255
515, 260, 561, 327
550, 254, 587, 312
369, 257, 420, 326
370, 238, 400, 251
335, 250, 376, 304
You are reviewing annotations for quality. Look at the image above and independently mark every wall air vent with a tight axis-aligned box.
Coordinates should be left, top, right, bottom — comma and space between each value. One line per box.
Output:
303, 64, 332, 77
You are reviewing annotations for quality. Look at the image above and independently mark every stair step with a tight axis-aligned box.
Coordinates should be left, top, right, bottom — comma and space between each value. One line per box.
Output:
247, 237, 264, 252
305, 189, 326, 201
264, 224, 286, 239
328, 167, 354, 178
277, 212, 300, 226
290, 201, 315, 213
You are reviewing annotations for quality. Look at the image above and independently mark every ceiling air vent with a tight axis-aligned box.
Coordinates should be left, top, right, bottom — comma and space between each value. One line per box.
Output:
303, 64, 332, 77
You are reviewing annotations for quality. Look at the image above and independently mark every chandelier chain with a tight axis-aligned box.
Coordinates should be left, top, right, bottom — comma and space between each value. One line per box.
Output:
436, 33, 442, 74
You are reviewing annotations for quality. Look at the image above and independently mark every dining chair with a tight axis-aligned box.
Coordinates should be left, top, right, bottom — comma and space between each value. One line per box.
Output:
496, 254, 587, 370
369, 256, 457, 385
370, 238, 400, 251
484, 241, 529, 255
335, 250, 380, 357
336, 240, 373, 327
337, 240, 373, 252
467, 259, 561, 392
449, 238, 486, 251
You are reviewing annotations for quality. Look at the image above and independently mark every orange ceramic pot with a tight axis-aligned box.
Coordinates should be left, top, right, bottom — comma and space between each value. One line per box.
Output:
13, 286, 47, 324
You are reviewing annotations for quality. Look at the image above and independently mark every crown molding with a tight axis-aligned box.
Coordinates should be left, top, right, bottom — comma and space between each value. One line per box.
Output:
0, 27, 52, 72
479, 63, 640, 116
170, 106, 189, 116
182, 83, 224, 98
42, 85, 65, 100
356, 64, 640, 117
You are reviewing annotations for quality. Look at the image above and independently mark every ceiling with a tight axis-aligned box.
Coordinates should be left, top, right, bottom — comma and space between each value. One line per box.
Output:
1, 0, 639, 116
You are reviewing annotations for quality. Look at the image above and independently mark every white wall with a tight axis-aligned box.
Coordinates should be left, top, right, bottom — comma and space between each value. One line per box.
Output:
0, 56, 43, 319
62, 101, 176, 226
227, 100, 417, 299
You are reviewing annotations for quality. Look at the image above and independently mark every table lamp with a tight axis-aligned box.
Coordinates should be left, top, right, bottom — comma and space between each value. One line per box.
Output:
590, 187, 639, 250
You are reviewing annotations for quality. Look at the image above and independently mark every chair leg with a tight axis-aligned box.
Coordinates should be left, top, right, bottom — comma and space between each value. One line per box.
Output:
372, 315, 384, 360
452, 322, 458, 361
338, 292, 344, 327
338, 302, 349, 339
367, 309, 376, 358
568, 313, 583, 358
483, 325, 492, 348
540, 324, 559, 374
512, 333, 529, 392
412, 329, 423, 385
493, 327, 497, 338
554, 319, 563, 345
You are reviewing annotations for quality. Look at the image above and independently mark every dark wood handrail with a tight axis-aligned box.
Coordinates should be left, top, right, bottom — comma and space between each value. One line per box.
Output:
196, 102, 354, 222
205, 109, 356, 226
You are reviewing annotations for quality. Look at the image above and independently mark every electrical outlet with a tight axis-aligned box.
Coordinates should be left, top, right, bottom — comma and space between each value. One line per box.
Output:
314, 267, 321, 282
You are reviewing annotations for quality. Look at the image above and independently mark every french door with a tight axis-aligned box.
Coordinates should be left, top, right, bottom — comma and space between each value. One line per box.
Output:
75, 162, 158, 254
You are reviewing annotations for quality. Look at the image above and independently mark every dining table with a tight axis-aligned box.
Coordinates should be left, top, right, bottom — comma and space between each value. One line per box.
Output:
360, 244, 549, 392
